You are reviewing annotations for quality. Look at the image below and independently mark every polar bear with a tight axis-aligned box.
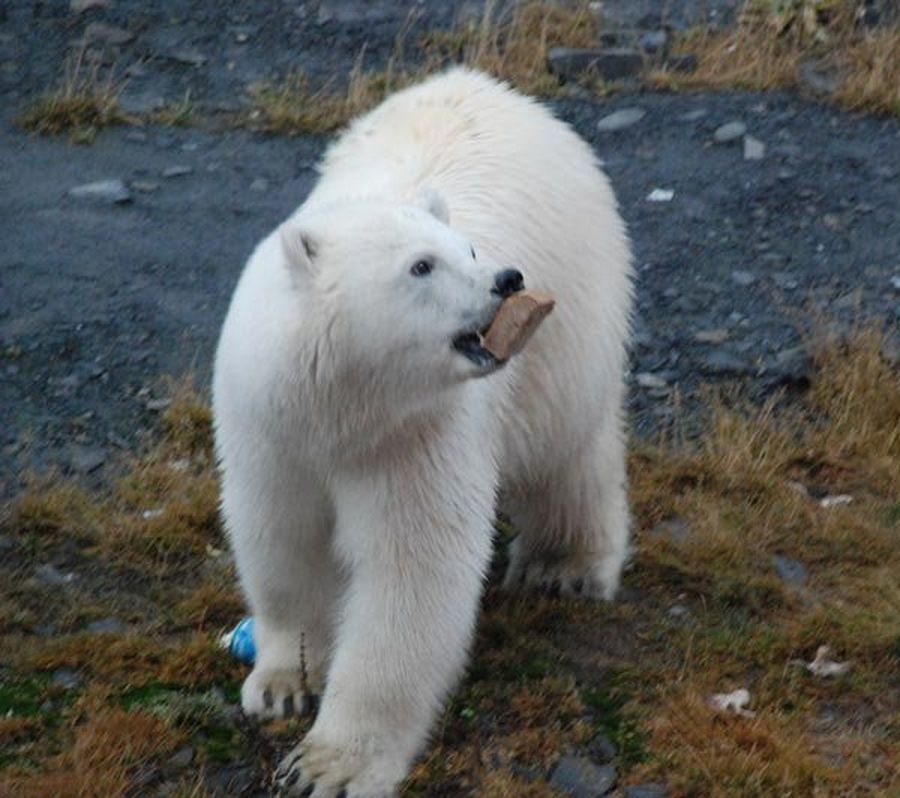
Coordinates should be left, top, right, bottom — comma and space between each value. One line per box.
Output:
213, 68, 632, 797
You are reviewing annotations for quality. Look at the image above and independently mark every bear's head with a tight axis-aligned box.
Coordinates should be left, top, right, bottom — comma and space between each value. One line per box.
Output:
279, 190, 522, 390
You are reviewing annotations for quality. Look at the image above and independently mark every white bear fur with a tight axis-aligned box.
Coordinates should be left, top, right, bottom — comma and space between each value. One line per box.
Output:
213, 68, 633, 797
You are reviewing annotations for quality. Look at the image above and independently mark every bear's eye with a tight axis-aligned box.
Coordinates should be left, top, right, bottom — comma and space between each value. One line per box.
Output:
410, 258, 434, 277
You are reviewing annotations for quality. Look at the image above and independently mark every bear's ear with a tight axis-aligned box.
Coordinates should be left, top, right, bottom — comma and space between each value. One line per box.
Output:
279, 219, 318, 275
415, 186, 450, 225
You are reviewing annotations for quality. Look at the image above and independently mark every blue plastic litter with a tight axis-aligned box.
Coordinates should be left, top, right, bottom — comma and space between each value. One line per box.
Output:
222, 617, 256, 665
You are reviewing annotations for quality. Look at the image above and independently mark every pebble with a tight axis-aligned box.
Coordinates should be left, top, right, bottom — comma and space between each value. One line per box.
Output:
890, 276, 900, 291
646, 188, 674, 202
589, 733, 618, 762
84, 22, 135, 46
597, 108, 646, 132
773, 554, 808, 586
34, 564, 76, 586
70, 0, 109, 11
639, 30, 667, 54
249, 177, 270, 192
162, 165, 193, 179
649, 518, 690, 541
549, 756, 617, 798
132, 181, 160, 193
166, 746, 194, 769
743, 135, 766, 161
694, 328, 728, 344
87, 616, 126, 634
701, 350, 751, 376
713, 121, 747, 143
635, 372, 668, 390
625, 784, 668, 798
731, 270, 756, 287
71, 445, 106, 473
51, 668, 82, 690
679, 108, 706, 122
68, 179, 131, 205
547, 47, 643, 81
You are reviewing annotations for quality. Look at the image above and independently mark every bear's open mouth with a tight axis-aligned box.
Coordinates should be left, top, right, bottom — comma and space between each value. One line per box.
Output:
452, 324, 499, 369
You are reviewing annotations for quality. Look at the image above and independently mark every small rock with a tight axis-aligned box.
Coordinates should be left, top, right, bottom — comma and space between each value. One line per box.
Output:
773, 554, 808, 586
68, 179, 131, 205
694, 328, 728, 344
71, 445, 106, 473
635, 372, 668, 390
646, 188, 674, 202
84, 22, 135, 46
639, 30, 667, 54
162, 165, 192, 179
35, 564, 76, 586
743, 135, 765, 161
701, 350, 751, 376
888, 275, 900, 291
710, 687, 755, 717
249, 177, 270, 192
625, 783, 668, 798
799, 59, 844, 95
547, 47, 644, 81
131, 181, 160, 193
146, 398, 172, 411
52, 668, 82, 690
168, 49, 207, 66
589, 733, 617, 762
71, 0, 109, 12
649, 518, 690, 541
166, 746, 194, 769
731, 270, 756, 287
87, 617, 126, 634
667, 604, 690, 619
679, 108, 706, 121
713, 121, 747, 143
596, 107, 645, 132
665, 53, 698, 72
549, 756, 617, 798
316, 0, 397, 24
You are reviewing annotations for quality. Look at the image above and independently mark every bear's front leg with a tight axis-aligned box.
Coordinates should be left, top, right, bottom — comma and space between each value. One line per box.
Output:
275, 455, 496, 798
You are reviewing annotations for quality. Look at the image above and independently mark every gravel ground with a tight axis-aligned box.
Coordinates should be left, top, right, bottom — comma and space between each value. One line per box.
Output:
1, 0, 899, 499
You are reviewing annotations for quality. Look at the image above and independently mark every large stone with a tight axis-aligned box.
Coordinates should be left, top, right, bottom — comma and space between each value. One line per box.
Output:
550, 756, 617, 798
547, 47, 644, 81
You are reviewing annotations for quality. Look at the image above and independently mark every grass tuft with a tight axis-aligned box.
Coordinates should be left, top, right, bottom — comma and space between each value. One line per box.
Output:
16, 47, 125, 141
654, 0, 900, 116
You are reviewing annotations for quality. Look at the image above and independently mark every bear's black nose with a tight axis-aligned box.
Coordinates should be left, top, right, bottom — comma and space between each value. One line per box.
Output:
492, 268, 524, 298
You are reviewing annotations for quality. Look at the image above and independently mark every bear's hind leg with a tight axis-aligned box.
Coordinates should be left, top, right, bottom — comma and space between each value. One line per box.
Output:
503, 422, 630, 600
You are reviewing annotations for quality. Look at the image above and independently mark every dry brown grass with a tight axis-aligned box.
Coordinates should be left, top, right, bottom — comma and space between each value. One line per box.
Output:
654, 1, 900, 116
248, 2, 600, 135
422, 0, 599, 94
16, 47, 125, 142
1, 327, 898, 795
0, 695, 183, 798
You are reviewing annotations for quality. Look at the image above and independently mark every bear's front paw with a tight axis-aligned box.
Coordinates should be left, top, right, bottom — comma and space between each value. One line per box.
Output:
502, 543, 622, 601
274, 733, 404, 798
241, 666, 318, 720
